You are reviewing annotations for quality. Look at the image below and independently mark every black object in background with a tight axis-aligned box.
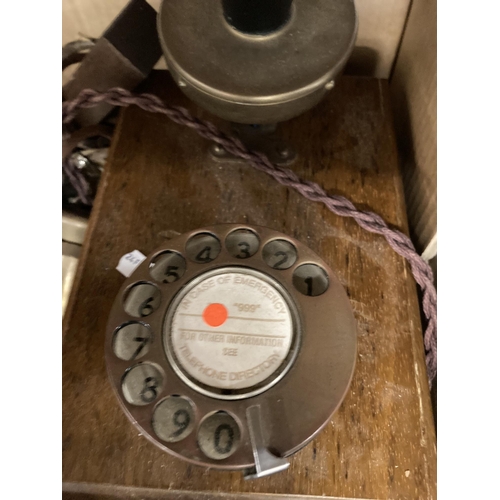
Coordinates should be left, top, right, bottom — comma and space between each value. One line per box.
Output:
222, 0, 293, 35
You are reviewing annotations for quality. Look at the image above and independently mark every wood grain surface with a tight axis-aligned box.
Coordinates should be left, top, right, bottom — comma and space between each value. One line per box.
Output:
62, 73, 436, 499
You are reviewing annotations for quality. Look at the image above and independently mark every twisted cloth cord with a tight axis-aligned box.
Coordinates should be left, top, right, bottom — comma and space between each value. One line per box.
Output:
62, 156, 92, 205
63, 88, 437, 386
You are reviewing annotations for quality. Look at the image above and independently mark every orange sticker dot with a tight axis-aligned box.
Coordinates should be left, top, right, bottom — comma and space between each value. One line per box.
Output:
203, 303, 228, 328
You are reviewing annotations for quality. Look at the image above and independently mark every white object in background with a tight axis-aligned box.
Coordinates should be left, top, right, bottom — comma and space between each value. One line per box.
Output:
116, 250, 147, 277
62, 254, 79, 316
421, 233, 437, 262
62, 211, 88, 245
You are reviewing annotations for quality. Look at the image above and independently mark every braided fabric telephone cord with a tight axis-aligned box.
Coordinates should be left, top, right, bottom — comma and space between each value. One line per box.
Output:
62, 88, 437, 387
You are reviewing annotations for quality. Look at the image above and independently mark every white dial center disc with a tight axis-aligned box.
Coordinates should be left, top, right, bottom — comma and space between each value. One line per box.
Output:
167, 269, 295, 391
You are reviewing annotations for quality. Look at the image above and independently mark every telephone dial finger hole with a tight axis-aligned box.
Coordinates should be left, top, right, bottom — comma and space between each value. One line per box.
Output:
225, 229, 260, 259
262, 239, 297, 270
292, 264, 329, 296
185, 233, 221, 263
113, 322, 152, 361
150, 251, 186, 284
197, 411, 241, 460
152, 396, 196, 443
122, 363, 164, 406
123, 283, 161, 318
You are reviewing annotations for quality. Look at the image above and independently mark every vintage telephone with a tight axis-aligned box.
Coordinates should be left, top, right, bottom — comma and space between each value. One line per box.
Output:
156, 0, 357, 124
106, 224, 357, 477
87, 0, 362, 479
62, 0, 437, 487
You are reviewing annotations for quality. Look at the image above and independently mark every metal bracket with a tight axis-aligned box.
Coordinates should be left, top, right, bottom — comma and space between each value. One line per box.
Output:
244, 405, 290, 480
209, 123, 297, 166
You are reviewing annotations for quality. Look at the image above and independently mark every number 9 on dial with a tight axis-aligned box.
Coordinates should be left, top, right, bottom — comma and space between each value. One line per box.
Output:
153, 396, 196, 443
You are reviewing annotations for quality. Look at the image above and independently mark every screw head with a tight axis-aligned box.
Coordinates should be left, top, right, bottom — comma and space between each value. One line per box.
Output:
277, 147, 290, 159
73, 153, 89, 170
325, 80, 335, 91
211, 144, 226, 156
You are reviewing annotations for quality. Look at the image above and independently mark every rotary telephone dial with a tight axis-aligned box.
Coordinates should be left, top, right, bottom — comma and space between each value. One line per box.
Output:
106, 224, 357, 478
